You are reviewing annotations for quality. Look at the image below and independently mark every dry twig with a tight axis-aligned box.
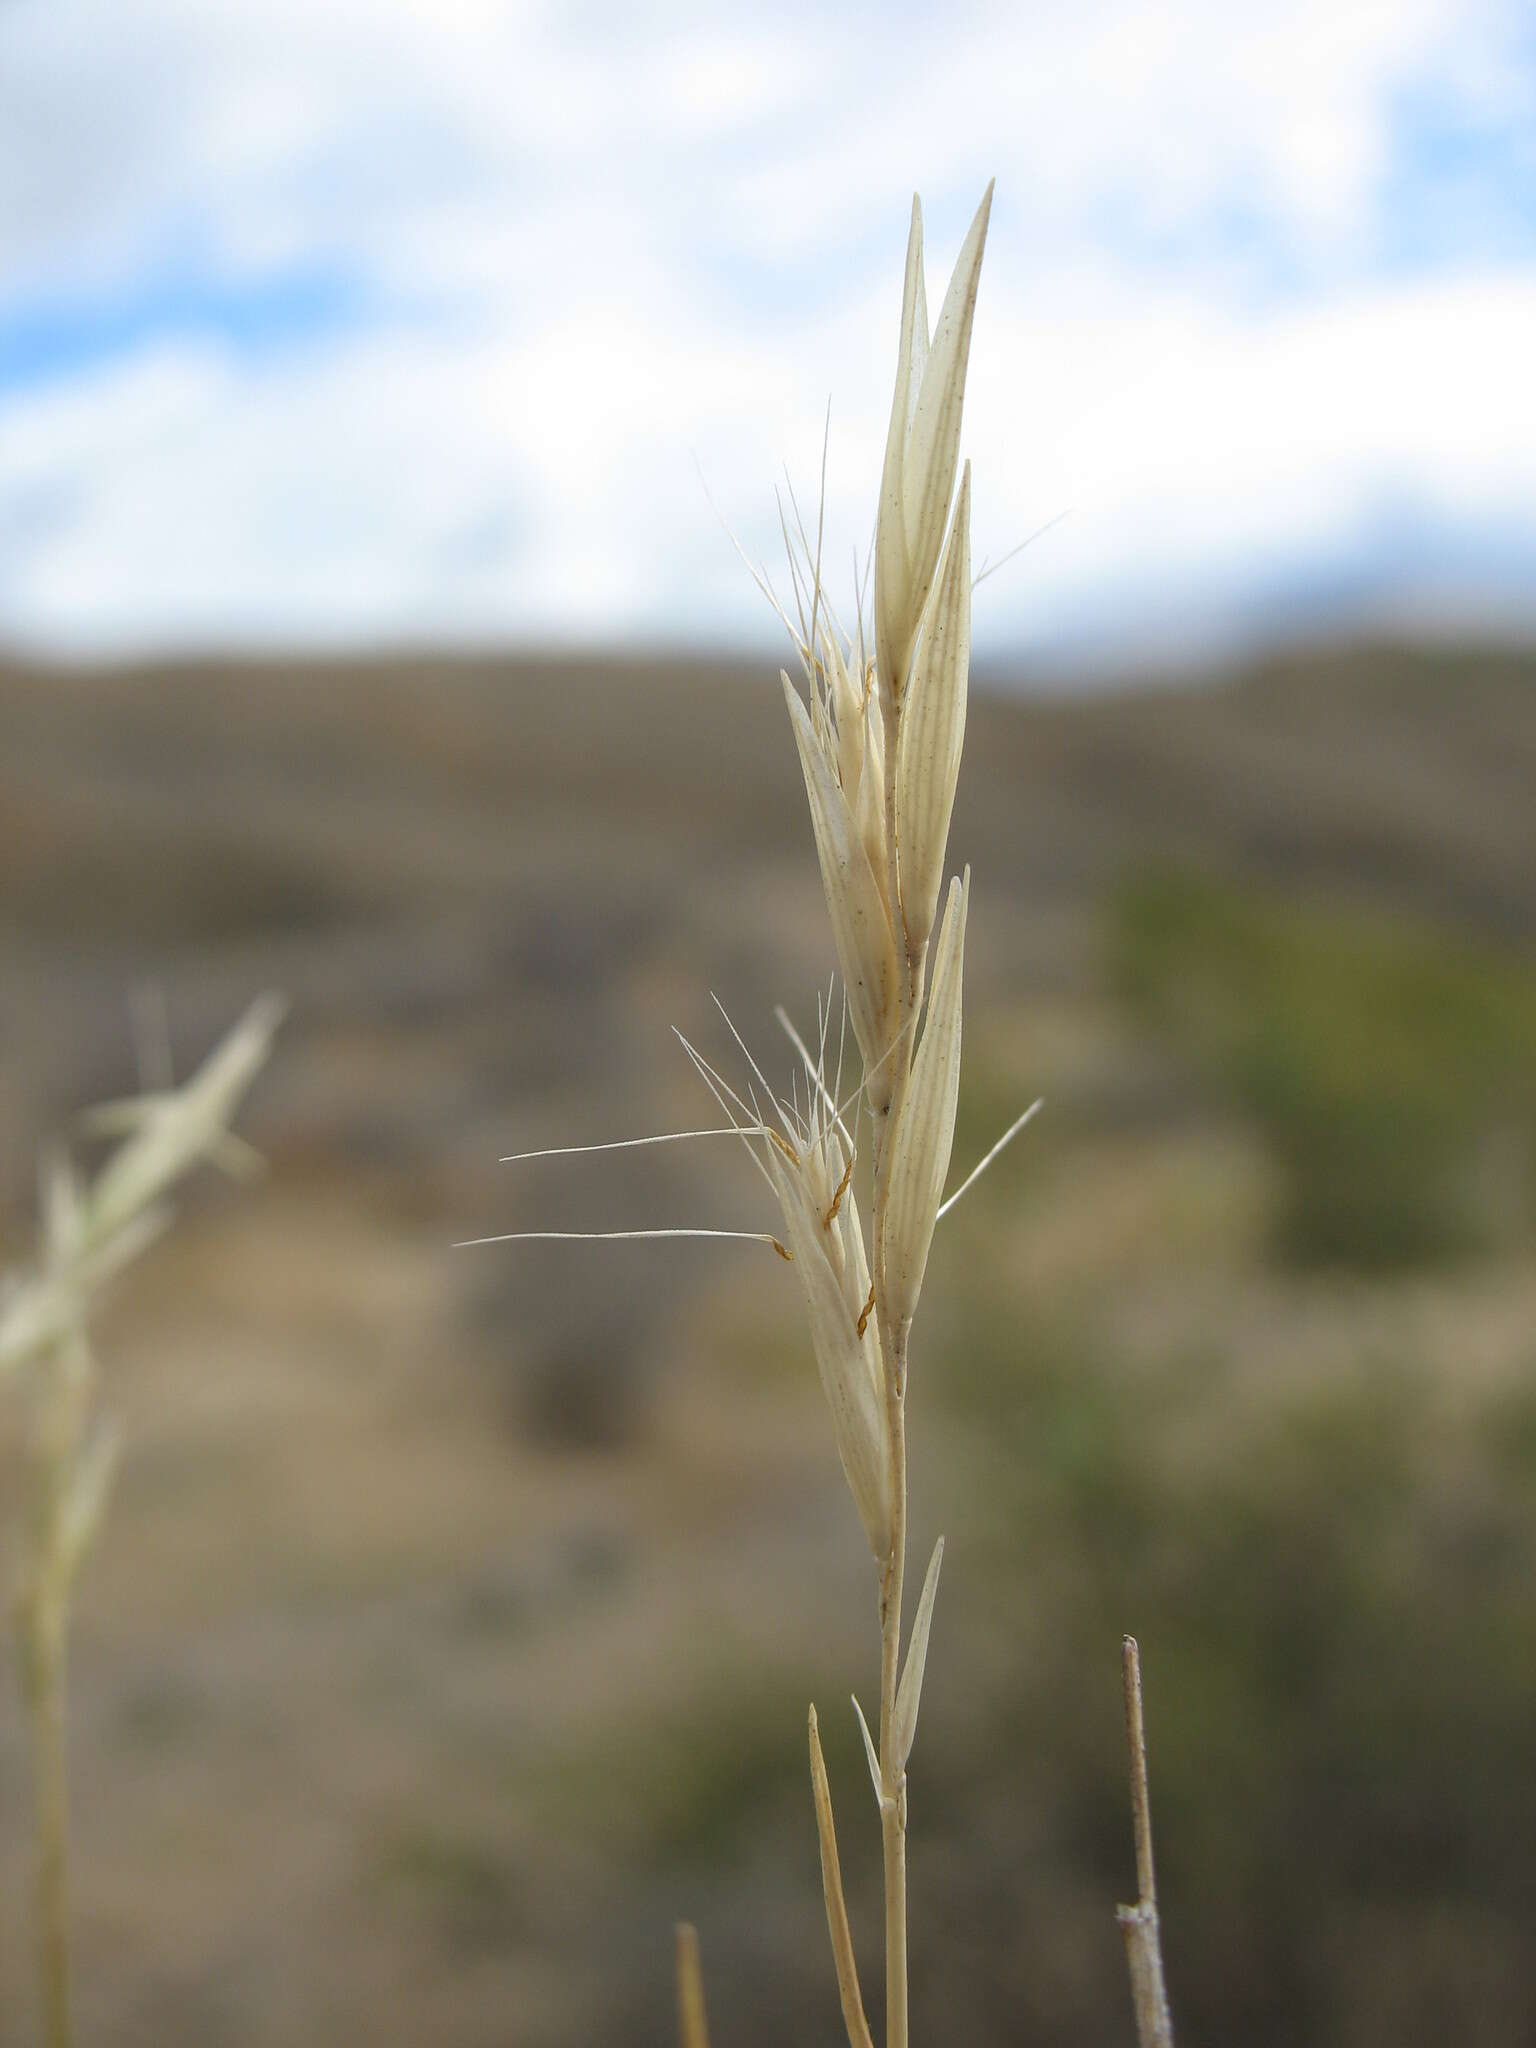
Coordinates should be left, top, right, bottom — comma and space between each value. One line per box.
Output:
674, 1923, 711, 2048
1117, 1636, 1175, 2048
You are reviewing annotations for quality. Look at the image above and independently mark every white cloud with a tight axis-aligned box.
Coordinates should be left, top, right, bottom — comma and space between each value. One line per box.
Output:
0, 0, 1532, 661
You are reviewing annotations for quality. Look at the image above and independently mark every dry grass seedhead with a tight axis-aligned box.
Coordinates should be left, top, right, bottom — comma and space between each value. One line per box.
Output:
1, 994, 281, 2048
776, 188, 1000, 2048
487, 184, 1044, 2048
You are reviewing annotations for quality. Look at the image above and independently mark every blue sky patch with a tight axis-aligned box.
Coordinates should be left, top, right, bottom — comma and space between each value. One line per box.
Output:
0, 265, 371, 397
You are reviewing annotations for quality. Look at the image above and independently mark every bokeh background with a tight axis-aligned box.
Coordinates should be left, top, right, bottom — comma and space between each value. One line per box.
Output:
3, 3, 1536, 2043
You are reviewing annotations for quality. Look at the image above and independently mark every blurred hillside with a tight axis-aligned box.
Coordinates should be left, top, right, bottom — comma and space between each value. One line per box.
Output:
1, 641, 1535, 2047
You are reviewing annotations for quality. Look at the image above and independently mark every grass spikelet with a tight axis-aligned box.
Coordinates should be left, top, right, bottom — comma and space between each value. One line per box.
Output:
2, 995, 280, 2048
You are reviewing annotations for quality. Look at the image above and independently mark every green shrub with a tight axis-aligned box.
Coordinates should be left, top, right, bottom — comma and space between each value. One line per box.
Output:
1113, 870, 1536, 1267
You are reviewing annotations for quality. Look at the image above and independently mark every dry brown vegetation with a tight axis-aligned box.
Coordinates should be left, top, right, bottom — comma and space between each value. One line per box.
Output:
2, 639, 1535, 2045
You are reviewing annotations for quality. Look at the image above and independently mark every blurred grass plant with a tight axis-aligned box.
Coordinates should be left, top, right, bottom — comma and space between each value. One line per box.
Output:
0, 994, 281, 2048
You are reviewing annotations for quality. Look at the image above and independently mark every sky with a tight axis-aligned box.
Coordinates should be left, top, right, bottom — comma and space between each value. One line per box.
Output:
2, 0, 1533, 673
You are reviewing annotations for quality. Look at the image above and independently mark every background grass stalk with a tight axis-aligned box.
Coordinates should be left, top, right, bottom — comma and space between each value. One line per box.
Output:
674, 1923, 711, 2048
24, 1604, 72, 2048
1, 996, 278, 2048
1117, 1636, 1174, 2048
15, 1356, 90, 2048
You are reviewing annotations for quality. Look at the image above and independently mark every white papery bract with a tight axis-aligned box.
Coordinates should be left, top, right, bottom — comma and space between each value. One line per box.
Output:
893, 1534, 945, 1771
874, 185, 993, 706
879, 871, 968, 1336
896, 463, 971, 957
820, 628, 888, 893
763, 1099, 892, 1559
783, 673, 901, 1114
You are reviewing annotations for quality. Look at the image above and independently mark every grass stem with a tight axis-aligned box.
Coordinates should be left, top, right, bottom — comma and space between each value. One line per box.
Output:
23, 1611, 73, 2048
674, 1923, 711, 2048
872, 688, 916, 2048
1117, 1635, 1174, 2048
